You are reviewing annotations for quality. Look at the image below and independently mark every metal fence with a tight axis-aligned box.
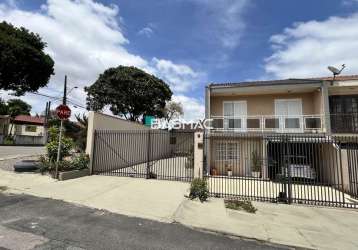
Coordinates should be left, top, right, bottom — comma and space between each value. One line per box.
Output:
92, 130, 194, 181
203, 132, 358, 208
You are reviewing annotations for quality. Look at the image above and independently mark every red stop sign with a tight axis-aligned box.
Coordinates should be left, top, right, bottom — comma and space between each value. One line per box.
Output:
56, 104, 71, 120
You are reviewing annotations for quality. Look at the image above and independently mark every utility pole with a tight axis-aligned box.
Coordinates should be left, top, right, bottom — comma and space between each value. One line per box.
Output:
55, 75, 67, 179
44, 101, 51, 144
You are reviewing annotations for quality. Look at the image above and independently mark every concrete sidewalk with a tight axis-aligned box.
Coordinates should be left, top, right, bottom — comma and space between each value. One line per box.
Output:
1, 169, 358, 249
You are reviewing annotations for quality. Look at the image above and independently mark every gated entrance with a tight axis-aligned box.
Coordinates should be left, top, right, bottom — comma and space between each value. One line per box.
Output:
204, 133, 358, 208
92, 130, 194, 181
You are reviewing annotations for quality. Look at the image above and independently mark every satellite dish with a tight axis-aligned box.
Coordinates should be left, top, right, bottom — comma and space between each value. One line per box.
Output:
328, 66, 340, 75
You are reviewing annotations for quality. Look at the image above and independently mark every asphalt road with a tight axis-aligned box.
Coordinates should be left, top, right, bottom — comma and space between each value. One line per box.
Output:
0, 193, 289, 250
0, 146, 45, 159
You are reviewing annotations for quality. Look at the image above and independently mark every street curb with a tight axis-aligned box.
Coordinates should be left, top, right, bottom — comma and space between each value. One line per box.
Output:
174, 222, 314, 250
0, 154, 43, 161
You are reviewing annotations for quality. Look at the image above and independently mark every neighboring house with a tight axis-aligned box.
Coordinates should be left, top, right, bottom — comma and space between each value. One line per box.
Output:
204, 75, 358, 181
8, 115, 45, 137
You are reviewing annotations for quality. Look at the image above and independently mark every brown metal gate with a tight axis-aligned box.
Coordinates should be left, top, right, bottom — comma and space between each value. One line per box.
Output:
92, 130, 194, 181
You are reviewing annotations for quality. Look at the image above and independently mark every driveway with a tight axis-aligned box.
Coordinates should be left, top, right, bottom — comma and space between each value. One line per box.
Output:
0, 193, 284, 250
0, 146, 45, 159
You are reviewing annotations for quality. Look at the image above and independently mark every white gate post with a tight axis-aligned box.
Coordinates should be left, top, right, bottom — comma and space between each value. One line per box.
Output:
85, 111, 96, 175
194, 132, 204, 179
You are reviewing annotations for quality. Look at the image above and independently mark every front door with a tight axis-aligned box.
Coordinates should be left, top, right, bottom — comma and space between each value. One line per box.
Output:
275, 99, 303, 132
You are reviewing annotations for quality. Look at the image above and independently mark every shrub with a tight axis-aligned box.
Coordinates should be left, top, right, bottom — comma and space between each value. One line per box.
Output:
224, 199, 257, 213
38, 155, 54, 174
38, 153, 89, 174
189, 178, 209, 202
251, 150, 261, 172
4, 136, 14, 145
71, 153, 90, 170
46, 126, 74, 161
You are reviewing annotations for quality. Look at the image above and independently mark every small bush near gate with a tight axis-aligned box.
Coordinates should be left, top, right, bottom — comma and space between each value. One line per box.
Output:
38, 153, 89, 174
189, 178, 209, 202
46, 126, 74, 161
224, 199, 257, 214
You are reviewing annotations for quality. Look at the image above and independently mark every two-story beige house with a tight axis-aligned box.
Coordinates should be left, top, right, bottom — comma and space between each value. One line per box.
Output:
206, 75, 358, 134
204, 75, 358, 182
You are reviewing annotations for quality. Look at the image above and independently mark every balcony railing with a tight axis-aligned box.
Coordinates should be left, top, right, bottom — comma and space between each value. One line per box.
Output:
209, 115, 324, 133
331, 113, 358, 134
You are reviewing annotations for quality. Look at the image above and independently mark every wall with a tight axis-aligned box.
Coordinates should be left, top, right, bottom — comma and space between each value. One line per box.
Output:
210, 92, 321, 116
13, 135, 45, 145
8, 124, 44, 137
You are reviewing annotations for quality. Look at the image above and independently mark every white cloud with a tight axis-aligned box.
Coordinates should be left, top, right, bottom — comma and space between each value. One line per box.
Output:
0, 0, 203, 119
172, 95, 205, 121
150, 58, 203, 93
342, 0, 358, 5
138, 26, 154, 38
191, 0, 249, 49
265, 13, 358, 78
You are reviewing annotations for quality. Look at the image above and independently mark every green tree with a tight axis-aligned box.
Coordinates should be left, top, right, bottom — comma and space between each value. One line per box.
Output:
0, 21, 54, 95
163, 101, 184, 121
0, 98, 8, 115
7, 99, 31, 117
75, 113, 88, 151
7, 99, 32, 136
85, 66, 172, 121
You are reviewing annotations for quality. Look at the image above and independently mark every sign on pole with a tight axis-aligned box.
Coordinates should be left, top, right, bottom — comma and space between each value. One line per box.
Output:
55, 104, 71, 179
56, 104, 71, 120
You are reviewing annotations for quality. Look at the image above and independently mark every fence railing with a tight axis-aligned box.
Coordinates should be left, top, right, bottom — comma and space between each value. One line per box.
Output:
203, 132, 358, 208
209, 115, 324, 133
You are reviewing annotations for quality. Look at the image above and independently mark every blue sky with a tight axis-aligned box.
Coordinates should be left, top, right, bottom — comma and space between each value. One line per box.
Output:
1, 0, 358, 119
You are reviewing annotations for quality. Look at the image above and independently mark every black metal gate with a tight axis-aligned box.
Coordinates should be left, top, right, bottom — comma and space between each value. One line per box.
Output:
92, 130, 194, 181
204, 133, 358, 208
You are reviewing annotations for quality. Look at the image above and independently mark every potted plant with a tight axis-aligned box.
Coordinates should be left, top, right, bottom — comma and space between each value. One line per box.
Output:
211, 167, 218, 176
226, 164, 233, 177
251, 150, 261, 178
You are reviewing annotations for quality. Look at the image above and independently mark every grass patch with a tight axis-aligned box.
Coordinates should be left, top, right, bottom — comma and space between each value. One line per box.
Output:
0, 186, 8, 192
224, 199, 257, 214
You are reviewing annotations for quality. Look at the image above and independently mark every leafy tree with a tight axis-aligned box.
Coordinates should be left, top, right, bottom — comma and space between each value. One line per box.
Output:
0, 21, 54, 95
75, 113, 88, 151
85, 66, 172, 121
0, 98, 8, 115
7, 99, 31, 117
164, 101, 184, 121
6, 99, 31, 136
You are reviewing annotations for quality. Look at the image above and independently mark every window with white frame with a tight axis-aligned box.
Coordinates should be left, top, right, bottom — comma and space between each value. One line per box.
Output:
216, 142, 239, 161
223, 101, 247, 130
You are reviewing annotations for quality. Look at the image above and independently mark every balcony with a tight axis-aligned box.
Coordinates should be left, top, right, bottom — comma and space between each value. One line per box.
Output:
331, 113, 358, 134
209, 115, 324, 133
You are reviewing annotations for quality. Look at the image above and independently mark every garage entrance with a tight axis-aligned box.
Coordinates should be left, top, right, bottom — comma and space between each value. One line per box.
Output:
92, 130, 194, 182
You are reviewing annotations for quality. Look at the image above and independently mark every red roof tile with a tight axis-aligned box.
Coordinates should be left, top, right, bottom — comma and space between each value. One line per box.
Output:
14, 115, 45, 125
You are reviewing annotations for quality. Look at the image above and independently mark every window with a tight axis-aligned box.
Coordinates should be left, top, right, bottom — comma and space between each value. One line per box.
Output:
223, 101, 247, 130
216, 142, 239, 161
25, 125, 37, 132
275, 99, 303, 131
